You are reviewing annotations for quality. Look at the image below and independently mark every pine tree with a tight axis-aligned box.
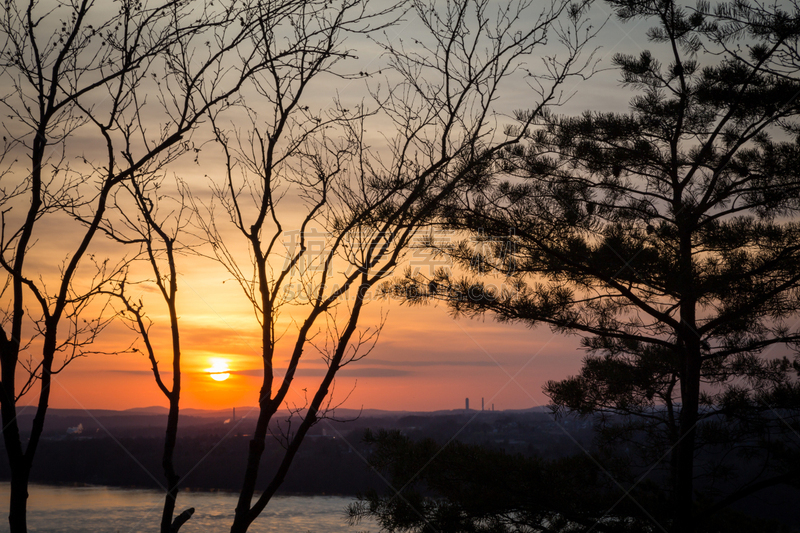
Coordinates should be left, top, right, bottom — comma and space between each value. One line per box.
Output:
392, 1, 800, 530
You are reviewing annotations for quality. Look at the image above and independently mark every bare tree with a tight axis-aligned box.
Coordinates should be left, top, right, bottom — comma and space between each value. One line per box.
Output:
0, 0, 289, 530
103, 171, 195, 533
189, 0, 597, 531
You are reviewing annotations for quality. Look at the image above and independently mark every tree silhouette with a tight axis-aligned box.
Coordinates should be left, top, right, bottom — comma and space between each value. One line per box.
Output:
0, 0, 598, 530
188, 0, 597, 531
104, 174, 195, 532
0, 0, 298, 530
390, 0, 800, 531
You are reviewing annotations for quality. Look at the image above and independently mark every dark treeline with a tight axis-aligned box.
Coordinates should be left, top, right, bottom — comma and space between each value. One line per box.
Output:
0, 409, 587, 493
1, 409, 797, 529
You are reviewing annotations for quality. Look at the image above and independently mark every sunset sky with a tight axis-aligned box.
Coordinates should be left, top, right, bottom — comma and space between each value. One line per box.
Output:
6, 0, 658, 414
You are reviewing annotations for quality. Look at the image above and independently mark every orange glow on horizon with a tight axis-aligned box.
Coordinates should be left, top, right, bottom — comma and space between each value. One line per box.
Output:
38, 285, 585, 412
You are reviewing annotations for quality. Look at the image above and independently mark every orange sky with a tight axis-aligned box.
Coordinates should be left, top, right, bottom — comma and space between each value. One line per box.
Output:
35, 257, 586, 412
4, 1, 653, 414
10, 161, 591, 413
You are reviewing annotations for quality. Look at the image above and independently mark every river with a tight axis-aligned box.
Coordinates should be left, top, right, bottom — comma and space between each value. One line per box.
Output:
0, 484, 377, 533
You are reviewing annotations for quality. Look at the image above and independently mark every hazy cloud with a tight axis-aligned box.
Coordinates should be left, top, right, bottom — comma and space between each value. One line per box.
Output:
232, 367, 411, 378
361, 358, 497, 368
105, 369, 162, 375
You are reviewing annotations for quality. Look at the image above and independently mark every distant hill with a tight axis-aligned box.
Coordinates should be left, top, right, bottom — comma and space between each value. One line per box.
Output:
29, 404, 552, 420
4, 405, 557, 442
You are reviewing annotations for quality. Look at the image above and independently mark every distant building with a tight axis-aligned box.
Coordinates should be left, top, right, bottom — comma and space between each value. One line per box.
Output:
482, 398, 484, 411
465, 397, 469, 410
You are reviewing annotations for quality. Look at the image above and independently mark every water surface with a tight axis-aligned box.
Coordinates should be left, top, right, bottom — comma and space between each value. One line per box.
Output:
0, 484, 375, 533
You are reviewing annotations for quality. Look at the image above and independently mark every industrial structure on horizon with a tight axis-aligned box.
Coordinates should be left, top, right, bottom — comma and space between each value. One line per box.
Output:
465, 397, 494, 411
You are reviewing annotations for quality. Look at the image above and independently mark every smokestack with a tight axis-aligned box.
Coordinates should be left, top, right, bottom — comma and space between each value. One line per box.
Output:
233, 407, 236, 422
465, 398, 469, 410
482, 398, 484, 411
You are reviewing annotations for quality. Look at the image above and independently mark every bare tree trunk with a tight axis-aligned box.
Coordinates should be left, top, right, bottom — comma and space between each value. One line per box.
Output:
1, 363, 27, 533
231, 292, 277, 530
231, 397, 277, 530
0, 334, 24, 533
230, 406, 273, 533
7, 464, 29, 533
111, 199, 190, 533
160, 287, 184, 533
1, 344, 54, 533
231, 289, 368, 533
161, 394, 181, 533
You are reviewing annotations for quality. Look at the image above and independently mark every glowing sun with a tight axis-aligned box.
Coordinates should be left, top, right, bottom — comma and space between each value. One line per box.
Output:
207, 358, 231, 382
